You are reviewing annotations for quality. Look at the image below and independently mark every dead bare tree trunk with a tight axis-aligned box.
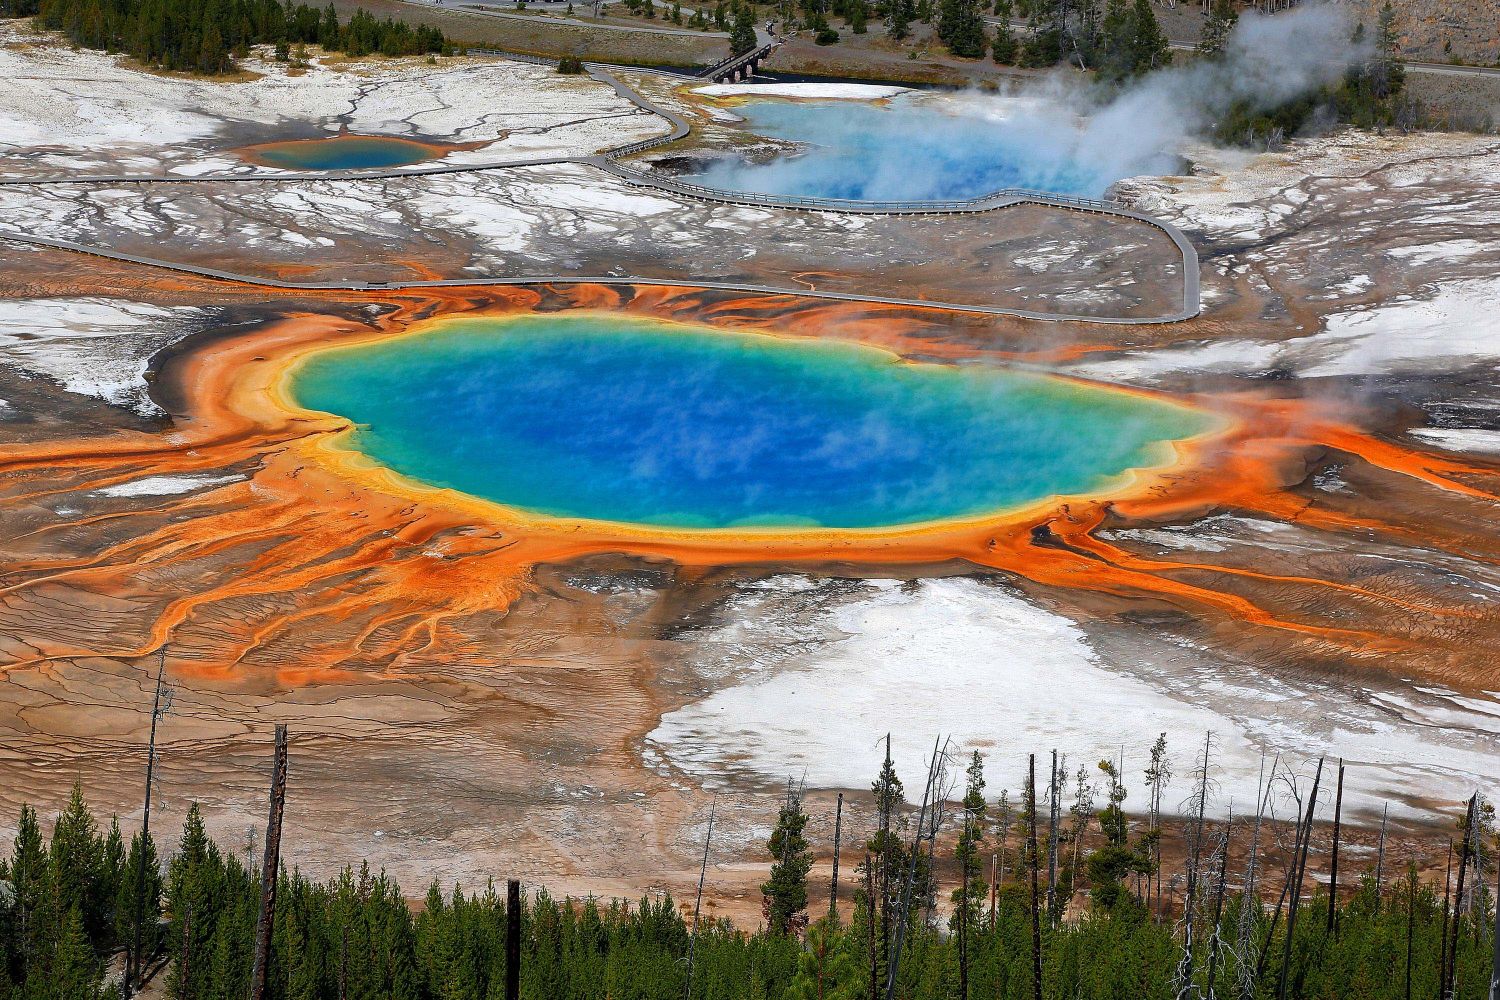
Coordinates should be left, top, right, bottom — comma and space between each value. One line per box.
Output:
1274, 756, 1323, 1000
1203, 826, 1232, 1000
1440, 844, 1453, 1000
1046, 751, 1059, 928
248, 724, 288, 1000
506, 879, 521, 1000
685, 795, 717, 1000
885, 739, 944, 1000
1326, 760, 1345, 937
128, 653, 168, 998
1179, 732, 1214, 992
989, 852, 999, 932
1237, 756, 1272, 1000
1028, 754, 1042, 1000
865, 855, 878, 1000
830, 792, 843, 921
1376, 803, 1389, 904
959, 807, 970, 1000
921, 760, 949, 932
1488, 839, 1500, 1000
1444, 796, 1478, 1000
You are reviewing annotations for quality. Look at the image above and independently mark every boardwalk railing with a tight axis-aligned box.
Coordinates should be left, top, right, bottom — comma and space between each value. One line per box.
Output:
599, 159, 1124, 214
469, 46, 556, 66
608, 129, 686, 158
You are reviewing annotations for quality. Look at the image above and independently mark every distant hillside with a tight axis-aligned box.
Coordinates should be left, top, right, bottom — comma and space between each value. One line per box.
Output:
1284, 0, 1496, 65
1156, 1, 1495, 66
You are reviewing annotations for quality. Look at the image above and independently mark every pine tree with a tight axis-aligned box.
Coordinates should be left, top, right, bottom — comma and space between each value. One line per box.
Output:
938, 0, 987, 57
98, 820, 124, 947
9, 804, 46, 978
48, 783, 105, 943
1197, 0, 1235, 57
1095, 0, 1133, 81
730, 3, 757, 52
1084, 758, 1150, 909
885, 0, 911, 40
116, 830, 163, 976
863, 743, 905, 978
849, 0, 867, 32
991, 0, 1018, 62
34, 905, 104, 1000
1129, 0, 1169, 74
949, 752, 988, 930
1371, 0, 1403, 100
319, 2, 339, 47
165, 803, 221, 1000
785, 916, 863, 1000
762, 788, 812, 936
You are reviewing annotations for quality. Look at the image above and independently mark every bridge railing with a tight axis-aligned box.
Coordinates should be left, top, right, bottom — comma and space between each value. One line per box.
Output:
697, 42, 773, 80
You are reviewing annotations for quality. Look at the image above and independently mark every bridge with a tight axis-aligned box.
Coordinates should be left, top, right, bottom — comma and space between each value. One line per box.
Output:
698, 42, 776, 83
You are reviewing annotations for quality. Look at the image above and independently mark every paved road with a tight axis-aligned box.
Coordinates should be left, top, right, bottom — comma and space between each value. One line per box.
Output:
399, 0, 727, 37
985, 17, 1500, 80
0, 56, 1199, 324
1404, 60, 1500, 79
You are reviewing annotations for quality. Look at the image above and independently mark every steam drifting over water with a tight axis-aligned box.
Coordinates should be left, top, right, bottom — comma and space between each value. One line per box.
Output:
696, 4, 1367, 201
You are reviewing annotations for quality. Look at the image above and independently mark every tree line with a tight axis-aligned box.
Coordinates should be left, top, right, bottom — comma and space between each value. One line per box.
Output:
3, 731, 1497, 999
739, 0, 1415, 140
0, 0, 451, 75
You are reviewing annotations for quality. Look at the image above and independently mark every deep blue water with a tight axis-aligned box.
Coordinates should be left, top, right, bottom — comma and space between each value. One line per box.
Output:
290, 315, 1207, 529
693, 97, 1128, 200
252, 135, 440, 170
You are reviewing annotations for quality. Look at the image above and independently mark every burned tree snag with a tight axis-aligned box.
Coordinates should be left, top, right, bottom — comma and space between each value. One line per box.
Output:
1028, 754, 1042, 1000
1326, 760, 1345, 937
249, 724, 289, 1000
506, 879, 521, 1000
830, 792, 843, 920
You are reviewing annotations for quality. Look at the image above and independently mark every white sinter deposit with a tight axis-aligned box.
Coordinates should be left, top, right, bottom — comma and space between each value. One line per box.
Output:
646, 576, 1500, 824
0, 296, 208, 415
0, 23, 661, 176
692, 82, 910, 100
1095, 132, 1500, 455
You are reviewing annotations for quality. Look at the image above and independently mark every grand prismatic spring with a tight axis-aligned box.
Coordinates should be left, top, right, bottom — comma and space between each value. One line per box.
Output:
3, 2, 1500, 939
289, 314, 1212, 529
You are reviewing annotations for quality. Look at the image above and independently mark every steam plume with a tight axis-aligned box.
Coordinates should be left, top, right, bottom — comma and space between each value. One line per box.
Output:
696, 3, 1369, 199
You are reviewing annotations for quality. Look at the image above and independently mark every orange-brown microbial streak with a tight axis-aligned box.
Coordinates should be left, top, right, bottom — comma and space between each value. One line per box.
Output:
971, 507, 1402, 653
1, 281, 1494, 684
1320, 423, 1500, 502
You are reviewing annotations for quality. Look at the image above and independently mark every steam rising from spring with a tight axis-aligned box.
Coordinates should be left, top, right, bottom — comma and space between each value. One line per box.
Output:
697, 4, 1368, 200
1080, 3, 1371, 170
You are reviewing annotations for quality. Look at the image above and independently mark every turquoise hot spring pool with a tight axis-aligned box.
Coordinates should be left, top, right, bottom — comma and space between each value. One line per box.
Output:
689, 94, 1182, 201
288, 315, 1212, 530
